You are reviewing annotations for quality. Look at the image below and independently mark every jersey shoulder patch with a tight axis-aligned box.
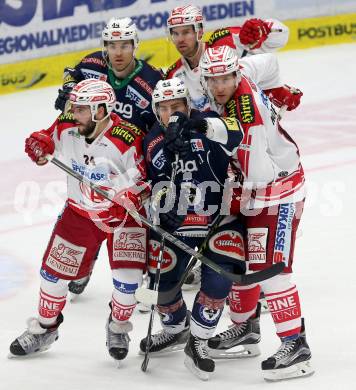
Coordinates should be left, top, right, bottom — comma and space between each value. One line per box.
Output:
164, 59, 183, 79
57, 112, 76, 124
80, 51, 107, 69
110, 119, 144, 146
208, 28, 231, 46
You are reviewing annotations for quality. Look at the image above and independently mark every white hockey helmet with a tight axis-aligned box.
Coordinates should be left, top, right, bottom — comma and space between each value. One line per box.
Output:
69, 79, 116, 122
152, 78, 191, 122
200, 46, 239, 77
167, 5, 204, 32
102, 17, 139, 48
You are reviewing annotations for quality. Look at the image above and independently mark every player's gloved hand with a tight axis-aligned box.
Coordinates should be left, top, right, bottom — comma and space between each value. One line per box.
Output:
184, 118, 208, 134
239, 18, 271, 49
54, 85, 75, 112
25, 131, 55, 165
109, 189, 142, 220
164, 111, 191, 160
264, 85, 303, 111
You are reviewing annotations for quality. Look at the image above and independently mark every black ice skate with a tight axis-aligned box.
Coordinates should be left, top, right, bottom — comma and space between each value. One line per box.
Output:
9, 313, 63, 358
184, 334, 215, 381
182, 263, 201, 291
262, 318, 314, 381
106, 317, 132, 361
208, 302, 261, 359
139, 316, 190, 355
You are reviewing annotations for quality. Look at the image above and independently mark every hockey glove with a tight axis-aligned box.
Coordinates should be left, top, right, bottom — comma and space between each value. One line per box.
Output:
185, 118, 208, 134
25, 131, 55, 164
54, 84, 75, 112
164, 111, 191, 160
109, 189, 142, 220
239, 18, 271, 49
264, 85, 303, 111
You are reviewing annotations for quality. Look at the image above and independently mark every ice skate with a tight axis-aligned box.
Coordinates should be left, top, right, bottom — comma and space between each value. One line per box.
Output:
9, 314, 63, 358
106, 317, 132, 361
139, 315, 189, 355
262, 318, 314, 381
184, 334, 215, 381
208, 303, 261, 359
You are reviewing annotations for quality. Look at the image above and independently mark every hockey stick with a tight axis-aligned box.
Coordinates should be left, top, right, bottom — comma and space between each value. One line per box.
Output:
141, 236, 165, 372
156, 214, 225, 305
46, 155, 284, 285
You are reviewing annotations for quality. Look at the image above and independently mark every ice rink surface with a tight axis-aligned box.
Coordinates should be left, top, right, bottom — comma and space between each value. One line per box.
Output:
1, 43, 356, 389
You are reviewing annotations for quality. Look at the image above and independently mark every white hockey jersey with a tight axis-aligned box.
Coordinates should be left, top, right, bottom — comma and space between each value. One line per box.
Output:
165, 19, 288, 111
43, 112, 147, 222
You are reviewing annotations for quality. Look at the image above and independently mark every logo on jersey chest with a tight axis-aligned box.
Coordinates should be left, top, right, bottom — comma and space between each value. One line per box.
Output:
114, 101, 133, 119
81, 68, 107, 81
126, 85, 149, 109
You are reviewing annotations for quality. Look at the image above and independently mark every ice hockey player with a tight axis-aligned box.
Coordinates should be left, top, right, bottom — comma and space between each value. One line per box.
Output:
200, 45, 314, 381
54, 17, 162, 296
140, 77, 246, 380
55, 17, 162, 132
9, 79, 150, 362
165, 4, 293, 112
165, 5, 302, 290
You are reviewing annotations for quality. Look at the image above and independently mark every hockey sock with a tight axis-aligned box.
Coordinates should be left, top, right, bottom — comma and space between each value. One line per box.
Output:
228, 283, 261, 324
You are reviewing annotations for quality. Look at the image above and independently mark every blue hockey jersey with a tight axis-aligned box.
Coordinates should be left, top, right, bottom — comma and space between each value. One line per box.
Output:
143, 110, 243, 236
64, 51, 163, 133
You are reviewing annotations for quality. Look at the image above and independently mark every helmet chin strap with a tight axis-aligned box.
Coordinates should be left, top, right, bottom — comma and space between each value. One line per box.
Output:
86, 106, 110, 139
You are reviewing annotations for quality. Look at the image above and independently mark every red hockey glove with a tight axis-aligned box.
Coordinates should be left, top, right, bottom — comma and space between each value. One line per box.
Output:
25, 131, 55, 164
239, 18, 271, 49
109, 189, 142, 220
264, 85, 303, 111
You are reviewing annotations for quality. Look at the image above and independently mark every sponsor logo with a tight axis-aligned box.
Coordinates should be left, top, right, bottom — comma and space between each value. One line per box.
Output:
40, 269, 59, 283
113, 279, 138, 294
82, 57, 106, 67
148, 240, 177, 274
126, 85, 149, 109
111, 126, 136, 145
238, 94, 255, 124
273, 203, 295, 265
298, 24, 356, 40
152, 149, 166, 170
71, 160, 107, 181
191, 138, 204, 152
113, 101, 133, 119
222, 117, 240, 131
113, 228, 146, 264
45, 236, 86, 277
247, 228, 268, 263
226, 98, 238, 118
134, 76, 153, 94
81, 68, 107, 81
208, 28, 230, 45
210, 230, 245, 260
146, 134, 164, 162
0, 70, 46, 89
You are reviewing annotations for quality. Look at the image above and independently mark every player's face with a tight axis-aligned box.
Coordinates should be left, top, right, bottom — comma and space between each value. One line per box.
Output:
106, 40, 135, 72
158, 98, 189, 128
169, 26, 199, 57
72, 105, 96, 136
207, 74, 237, 105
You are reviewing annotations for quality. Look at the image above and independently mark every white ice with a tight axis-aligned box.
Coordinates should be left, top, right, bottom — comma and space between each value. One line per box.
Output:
1, 43, 356, 389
